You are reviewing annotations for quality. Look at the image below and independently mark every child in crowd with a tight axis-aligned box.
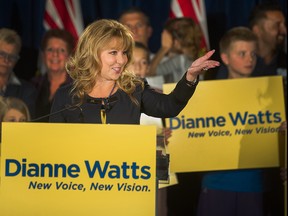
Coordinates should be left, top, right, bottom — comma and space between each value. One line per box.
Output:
0, 96, 30, 143
197, 27, 265, 216
128, 41, 171, 216
0, 96, 30, 122
128, 42, 164, 92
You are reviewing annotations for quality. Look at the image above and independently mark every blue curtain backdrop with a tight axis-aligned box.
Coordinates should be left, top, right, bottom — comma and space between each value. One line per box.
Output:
0, 0, 286, 80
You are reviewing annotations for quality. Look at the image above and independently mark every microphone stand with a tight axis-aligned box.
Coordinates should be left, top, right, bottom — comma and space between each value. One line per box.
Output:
30, 105, 83, 122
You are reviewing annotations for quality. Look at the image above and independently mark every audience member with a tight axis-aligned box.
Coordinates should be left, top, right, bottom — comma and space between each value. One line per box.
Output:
118, 7, 152, 49
250, 5, 287, 215
249, 2, 287, 78
128, 41, 164, 91
148, 17, 204, 83
0, 96, 30, 122
216, 2, 287, 83
197, 26, 272, 216
0, 96, 30, 142
146, 17, 205, 216
128, 41, 169, 216
128, 41, 150, 78
0, 28, 37, 117
31, 29, 74, 122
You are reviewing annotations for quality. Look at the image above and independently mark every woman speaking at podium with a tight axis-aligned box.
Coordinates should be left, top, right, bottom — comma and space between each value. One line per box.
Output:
49, 19, 219, 124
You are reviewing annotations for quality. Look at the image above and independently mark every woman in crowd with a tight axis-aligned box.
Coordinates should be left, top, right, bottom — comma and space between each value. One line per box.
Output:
148, 17, 205, 83
31, 29, 74, 122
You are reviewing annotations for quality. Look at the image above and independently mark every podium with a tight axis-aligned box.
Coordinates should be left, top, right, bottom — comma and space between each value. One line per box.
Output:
0, 123, 158, 216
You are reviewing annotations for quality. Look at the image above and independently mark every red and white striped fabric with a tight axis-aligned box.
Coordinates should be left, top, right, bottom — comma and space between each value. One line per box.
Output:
43, 0, 84, 42
170, 0, 210, 50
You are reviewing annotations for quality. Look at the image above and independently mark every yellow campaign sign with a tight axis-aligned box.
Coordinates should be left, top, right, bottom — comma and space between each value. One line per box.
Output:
163, 76, 286, 173
0, 123, 156, 216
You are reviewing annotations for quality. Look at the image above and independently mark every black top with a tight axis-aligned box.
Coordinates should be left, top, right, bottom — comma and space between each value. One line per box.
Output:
4, 78, 37, 118
49, 74, 197, 124
253, 50, 287, 77
31, 73, 72, 122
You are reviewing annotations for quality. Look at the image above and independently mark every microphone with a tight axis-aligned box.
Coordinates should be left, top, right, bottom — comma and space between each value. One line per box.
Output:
30, 105, 84, 122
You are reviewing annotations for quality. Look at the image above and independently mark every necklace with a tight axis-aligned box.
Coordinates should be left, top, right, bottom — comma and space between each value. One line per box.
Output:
100, 82, 116, 124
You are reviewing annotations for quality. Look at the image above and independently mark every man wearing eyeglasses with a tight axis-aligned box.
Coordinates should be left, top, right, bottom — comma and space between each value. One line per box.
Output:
0, 28, 37, 117
118, 7, 153, 50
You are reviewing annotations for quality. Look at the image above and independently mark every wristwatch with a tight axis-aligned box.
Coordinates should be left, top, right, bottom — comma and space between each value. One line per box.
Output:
185, 75, 199, 87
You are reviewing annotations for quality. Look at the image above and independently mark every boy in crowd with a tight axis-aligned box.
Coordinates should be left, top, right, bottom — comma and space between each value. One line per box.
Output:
197, 27, 264, 216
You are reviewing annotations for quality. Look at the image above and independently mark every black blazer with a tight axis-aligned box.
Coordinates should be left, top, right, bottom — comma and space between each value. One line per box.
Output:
49, 74, 198, 124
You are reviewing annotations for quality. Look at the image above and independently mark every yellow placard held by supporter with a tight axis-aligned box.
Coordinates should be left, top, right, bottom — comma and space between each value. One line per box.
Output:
163, 76, 286, 173
0, 123, 156, 216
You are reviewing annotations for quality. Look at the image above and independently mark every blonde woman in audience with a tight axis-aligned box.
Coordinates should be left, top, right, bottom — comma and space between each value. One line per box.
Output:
0, 96, 30, 122
0, 96, 30, 143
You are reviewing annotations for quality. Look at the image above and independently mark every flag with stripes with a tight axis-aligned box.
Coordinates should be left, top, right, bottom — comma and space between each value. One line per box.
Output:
170, 0, 210, 51
44, 0, 84, 42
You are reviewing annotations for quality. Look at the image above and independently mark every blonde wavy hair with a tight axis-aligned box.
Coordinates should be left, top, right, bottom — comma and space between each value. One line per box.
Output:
66, 19, 143, 105
0, 96, 30, 122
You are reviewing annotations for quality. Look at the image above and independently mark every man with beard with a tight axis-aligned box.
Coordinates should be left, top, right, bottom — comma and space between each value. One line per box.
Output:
216, 2, 287, 83
249, 2, 287, 78
249, 4, 286, 216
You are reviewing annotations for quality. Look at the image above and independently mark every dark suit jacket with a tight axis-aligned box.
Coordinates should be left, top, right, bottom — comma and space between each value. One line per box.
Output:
49, 74, 197, 124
